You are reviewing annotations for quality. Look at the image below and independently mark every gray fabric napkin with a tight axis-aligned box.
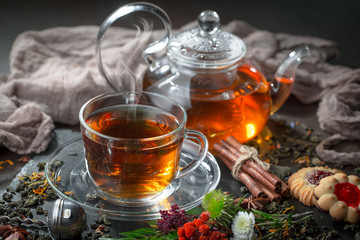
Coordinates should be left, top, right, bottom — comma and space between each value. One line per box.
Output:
0, 21, 358, 165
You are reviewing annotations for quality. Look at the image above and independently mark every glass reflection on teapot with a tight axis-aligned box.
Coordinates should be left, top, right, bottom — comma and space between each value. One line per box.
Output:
96, 3, 311, 149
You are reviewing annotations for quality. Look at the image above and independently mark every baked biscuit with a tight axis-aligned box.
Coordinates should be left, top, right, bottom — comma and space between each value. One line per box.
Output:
314, 173, 360, 223
288, 166, 343, 206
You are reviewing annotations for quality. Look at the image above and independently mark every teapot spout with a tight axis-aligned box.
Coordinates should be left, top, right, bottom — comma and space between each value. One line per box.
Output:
270, 46, 311, 114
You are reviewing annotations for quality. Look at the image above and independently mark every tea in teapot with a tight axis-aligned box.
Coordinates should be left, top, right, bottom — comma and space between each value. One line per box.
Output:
96, 3, 310, 149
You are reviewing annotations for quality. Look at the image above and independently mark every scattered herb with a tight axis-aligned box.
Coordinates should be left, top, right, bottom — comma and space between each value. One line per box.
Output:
36, 206, 45, 215
47, 159, 63, 172
0, 168, 59, 239
2, 192, 13, 202
37, 162, 46, 170
0, 225, 29, 240
0, 160, 13, 170
18, 156, 31, 163
248, 119, 321, 168
26, 229, 52, 240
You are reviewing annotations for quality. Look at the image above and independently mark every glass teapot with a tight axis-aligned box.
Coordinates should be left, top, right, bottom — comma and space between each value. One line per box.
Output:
96, 2, 310, 149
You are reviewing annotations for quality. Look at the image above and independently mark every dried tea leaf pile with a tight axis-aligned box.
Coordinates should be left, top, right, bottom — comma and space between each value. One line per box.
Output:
0, 163, 57, 239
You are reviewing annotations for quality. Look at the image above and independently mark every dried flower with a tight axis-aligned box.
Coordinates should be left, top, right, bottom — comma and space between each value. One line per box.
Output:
183, 222, 197, 238
200, 211, 210, 222
157, 204, 188, 233
0, 225, 29, 240
18, 157, 31, 163
231, 211, 255, 240
199, 224, 210, 235
176, 209, 228, 240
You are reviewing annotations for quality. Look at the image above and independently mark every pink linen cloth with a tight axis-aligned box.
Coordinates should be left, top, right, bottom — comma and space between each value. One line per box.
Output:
0, 21, 358, 165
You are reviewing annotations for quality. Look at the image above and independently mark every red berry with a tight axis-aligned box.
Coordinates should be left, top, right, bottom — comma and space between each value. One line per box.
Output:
199, 224, 210, 235
184, 222, 196, 238
178, 227, 185, 237
194, 218, 204, 228
200, 211, 210, 222
210, 231, 222, 240
200, 236, 210, 240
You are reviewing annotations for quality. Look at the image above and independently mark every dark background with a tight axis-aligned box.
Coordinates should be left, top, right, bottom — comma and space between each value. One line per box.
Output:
0, 0, 359, 238
1, 0, 360, 75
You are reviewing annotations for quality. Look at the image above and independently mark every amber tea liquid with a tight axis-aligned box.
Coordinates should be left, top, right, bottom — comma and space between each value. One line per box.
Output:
82, 105, 182, 199
186, 65, 272, 147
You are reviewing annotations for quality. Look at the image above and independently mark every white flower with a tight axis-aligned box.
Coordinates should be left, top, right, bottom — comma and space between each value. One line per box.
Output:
231, 211, 255, 240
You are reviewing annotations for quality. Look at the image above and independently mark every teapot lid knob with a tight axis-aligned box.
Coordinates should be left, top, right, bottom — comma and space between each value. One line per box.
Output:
168, 9, 246, 69
198, 10, 220, 35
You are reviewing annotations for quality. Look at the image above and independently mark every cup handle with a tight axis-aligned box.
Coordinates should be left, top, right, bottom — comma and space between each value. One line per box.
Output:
176, 130, 209, 178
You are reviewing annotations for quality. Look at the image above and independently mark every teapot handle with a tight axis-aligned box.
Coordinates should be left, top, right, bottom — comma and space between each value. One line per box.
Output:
96, 2, 172, 91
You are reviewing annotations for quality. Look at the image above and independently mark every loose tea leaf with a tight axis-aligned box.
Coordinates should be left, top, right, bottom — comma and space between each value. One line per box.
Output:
248, 119, 322, 168
0, 160, 13, 170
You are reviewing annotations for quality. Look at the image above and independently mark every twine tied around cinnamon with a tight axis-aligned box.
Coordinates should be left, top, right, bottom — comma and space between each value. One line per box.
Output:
231, 145, 270, 181
214, 136, 290, 200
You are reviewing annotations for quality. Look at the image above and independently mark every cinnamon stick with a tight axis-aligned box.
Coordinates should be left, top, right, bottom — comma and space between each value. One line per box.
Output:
253, 178, 282, 202
217, 152, 266, 198
220, 140, 240, 156
241, 163, 280, 193
225, 136, 289, 196
245, 161, 282, 192
237, 171, 267, 199
226, 136, 244, 150
215, 140, 288, 201
219, 140, 280, 193
213, 143, 239, 163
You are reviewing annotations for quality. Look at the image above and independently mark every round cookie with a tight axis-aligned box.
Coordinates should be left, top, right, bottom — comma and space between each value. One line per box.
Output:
288, 166, 343, 206
314, 173, 360, 223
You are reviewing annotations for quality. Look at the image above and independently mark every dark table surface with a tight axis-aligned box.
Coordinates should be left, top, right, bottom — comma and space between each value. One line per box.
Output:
1, 0, 360, 239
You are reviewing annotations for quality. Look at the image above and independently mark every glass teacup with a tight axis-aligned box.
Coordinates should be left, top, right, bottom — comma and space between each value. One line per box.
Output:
79, 91, 208, 205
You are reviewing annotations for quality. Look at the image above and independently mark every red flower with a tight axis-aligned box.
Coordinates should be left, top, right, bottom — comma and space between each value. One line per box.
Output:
176, 211, 228, 240
210, 231, 225, 240
200, 211, 210, 222
194, 218, 204, 228
178, 227, 185, 237
183, 222, 196, 238
199, 224, 210, 235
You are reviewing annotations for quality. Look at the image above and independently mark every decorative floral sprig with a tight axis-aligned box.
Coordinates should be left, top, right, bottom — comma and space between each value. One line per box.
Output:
100, 190, 312, 240
157, 204, 189, 234
231, 211, 255, 240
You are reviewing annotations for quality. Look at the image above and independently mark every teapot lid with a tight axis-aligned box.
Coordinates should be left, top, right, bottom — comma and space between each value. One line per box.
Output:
168, 10, 246, 69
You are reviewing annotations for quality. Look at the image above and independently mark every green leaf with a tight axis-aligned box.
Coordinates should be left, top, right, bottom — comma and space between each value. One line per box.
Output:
166, 231, 179, 239
287, 212, 293, 226
119, 227, 158, 239
147, 220, 158, 227
100, 238, 133, 240
135, 228, 156, 235
120, 232, 146, 238
235, 194, 247, 208
186, 207, 203, 216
